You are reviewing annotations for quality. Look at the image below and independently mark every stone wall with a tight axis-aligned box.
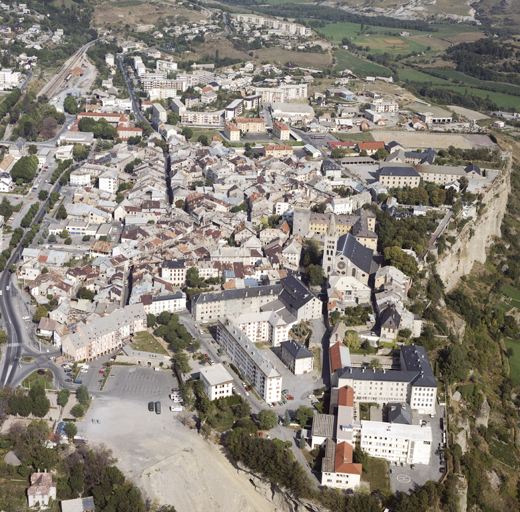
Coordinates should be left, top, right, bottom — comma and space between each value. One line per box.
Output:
436, 157, 512, 292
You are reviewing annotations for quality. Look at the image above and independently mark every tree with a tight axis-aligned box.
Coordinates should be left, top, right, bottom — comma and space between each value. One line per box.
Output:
76, 385, 89, 406
258, 409, 277, 430
198, 134, 209, 146
384, 246, 418, 278
181, 127, 193, 139
9, 264, 16, 273
70, 404, 84, 418
0, 329, 7, 345
373, 148, 389, 160
353, 444, 369, 467
458, 176, 469, 190
305, 264, 325, 286
147, 314, 156, 328
48, 234, 57, 243
65, 237, 72, 245
63, 422, 77, 439
283, 411, 291, 426
38, 190, 49, 201
299, 436, 306, 449
33, 394, 50, 417
56, 204, 67, 220
157, 311, 172, 325
64, 96, 78, 114
77, 287, 95, 301
441, 344, 469, 384
368, 358, 382, 370
58, 389, 70, 407
507, 347, 515, 358
344, 330, 361, 350
295, 405, 313, 426
41, 117, 58, 139
186, 267, 203, 288
28, 144, 38, 155
33, 305, 48, 323
172, 351, 191, 373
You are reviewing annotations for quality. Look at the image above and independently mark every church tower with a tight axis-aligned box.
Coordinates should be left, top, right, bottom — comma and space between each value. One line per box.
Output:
323, 213, 338, 274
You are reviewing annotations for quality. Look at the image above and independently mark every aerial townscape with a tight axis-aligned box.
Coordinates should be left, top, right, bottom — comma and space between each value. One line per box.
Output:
0, 0, 520, 511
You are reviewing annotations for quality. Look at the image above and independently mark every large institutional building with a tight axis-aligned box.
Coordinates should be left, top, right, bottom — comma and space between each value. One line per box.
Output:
61, 304, 147, 361
315, 344, 437, 490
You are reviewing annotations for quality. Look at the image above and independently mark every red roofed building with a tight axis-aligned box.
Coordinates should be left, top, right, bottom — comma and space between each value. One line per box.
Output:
356, 141, 385, 155
71, 67, 84, 77
117, 124, 143, 140
77, 112, 129, 127
328, 141, 356, 150
329, 340, 351, 384
320, 439, 362, 490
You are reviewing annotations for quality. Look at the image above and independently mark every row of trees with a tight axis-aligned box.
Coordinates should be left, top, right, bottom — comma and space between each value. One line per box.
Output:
8, 385, 50, 418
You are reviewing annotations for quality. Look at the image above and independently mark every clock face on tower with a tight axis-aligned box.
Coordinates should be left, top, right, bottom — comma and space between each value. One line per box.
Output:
337, 261, 346, 270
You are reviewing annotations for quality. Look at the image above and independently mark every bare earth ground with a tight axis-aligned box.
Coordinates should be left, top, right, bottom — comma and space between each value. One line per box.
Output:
448, 106, 490, 121
444, 32, 487, 44
373, 131, 474, 149
94, 1, 204, 29
79, 376, 277, 512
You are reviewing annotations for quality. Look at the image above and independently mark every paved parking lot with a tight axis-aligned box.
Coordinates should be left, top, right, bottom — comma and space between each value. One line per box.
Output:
102, 365, 178, 402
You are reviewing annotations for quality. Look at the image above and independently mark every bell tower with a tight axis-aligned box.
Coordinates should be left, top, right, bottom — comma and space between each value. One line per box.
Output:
323, 213, 338, 274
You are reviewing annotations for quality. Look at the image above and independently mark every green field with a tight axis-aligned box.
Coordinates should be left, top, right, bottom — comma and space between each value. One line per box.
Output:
497, 302, 513, 313
334, 50, 391, 76
432, 69, 520, 94
505, 338, 520, 384
22, 370, 55, 390
398, 67, 452, 85
335, 131, 375, 142
432, 85, 520, 110
502, 285, 520, 300
130, 331, 169, 355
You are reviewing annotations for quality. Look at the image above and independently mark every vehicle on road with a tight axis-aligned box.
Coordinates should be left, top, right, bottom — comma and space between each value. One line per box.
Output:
155, 401, 161, 414
148, 401, 154, 411
5, 286, 9, 291
96, 419, 100, 424
99, 369, 106, 374
170, 406, 182, 412
411, 464, 415, 469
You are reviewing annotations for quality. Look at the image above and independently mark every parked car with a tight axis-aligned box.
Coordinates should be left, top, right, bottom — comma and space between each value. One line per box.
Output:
439, 467, 445, 473
99, 370, 106, 374
148, 401, 154, 412
155, 401, 161, 414
65, 379, 72, 382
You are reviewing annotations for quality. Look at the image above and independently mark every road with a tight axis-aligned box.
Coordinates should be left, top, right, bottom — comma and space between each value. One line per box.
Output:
0, 169, 65, 386
223, 13, 231, 36
117, 55, 147, 124
427, 208, 453, 252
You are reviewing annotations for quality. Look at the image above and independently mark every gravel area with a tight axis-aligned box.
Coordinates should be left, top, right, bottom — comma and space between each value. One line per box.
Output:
78, 367, 277, 512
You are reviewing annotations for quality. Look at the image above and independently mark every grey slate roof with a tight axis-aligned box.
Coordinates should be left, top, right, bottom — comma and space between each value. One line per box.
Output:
280, 339, 313, 360
192, 284, 282, 305
401, 345, 437, 388
152, 291, 185, 302
162, 259, 186, 269
338, 366, 417, 383
387, 403, 413, 424
379, 166, 420, 177
321, 159, 342, 172
336, 233, 374, 274
380, 305, 402, 330
279, 274, 317, 311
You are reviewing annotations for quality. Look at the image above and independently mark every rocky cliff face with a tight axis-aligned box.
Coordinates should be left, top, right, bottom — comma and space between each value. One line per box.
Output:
436, 160, 511, 292
235, 462, 329, 512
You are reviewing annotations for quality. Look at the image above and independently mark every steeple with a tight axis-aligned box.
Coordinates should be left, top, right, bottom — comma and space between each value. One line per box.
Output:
326, 213, 337, 237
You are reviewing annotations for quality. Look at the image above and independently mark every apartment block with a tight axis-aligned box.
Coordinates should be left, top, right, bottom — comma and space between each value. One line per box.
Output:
141, 291, 186, 315
217, 318, 282, 402
229, 310, 294, 347
224, 122, 240, 142
161, 259, 187, 287
265, 144, 293, 158
61, 304, 147, 361
234, 117, 266, 133
272, 120, 290, 141
181, 110, 223, 126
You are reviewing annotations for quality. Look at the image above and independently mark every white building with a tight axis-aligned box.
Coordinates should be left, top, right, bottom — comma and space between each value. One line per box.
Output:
27, 471, 57, 508
105, 54, 115, 67
229, 311, 294, 347
217, 318, 282, 402
200, 363, 234, 401
98, 169, 118, 194
156, 59, 178, 72
141, 291, 186, 314
279, 339, 314, 375
321, 439, 362, 490
152, 103, 167, 122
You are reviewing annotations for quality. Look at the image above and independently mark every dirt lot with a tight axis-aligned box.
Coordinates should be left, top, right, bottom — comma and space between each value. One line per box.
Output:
79, 367, 277, 512
445, 32, 487, 44
252, 48, 332, 69
374, 130, 474, 149
448, 105, 490, 121
94, 0, 204, 29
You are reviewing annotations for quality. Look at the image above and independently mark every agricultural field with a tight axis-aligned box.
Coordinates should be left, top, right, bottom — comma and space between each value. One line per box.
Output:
432, 85, 520, 110
334, 49, 391, 76
502, 285, 520, 301
429, 69, 520, 95
253, 47, 333, 69
397, 68, 452, 85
